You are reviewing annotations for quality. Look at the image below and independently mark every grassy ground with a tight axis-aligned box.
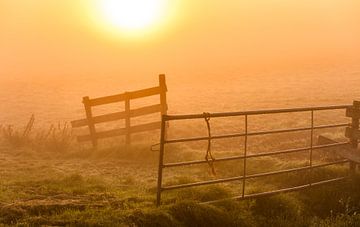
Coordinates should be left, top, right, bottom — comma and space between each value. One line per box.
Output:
2, 116, 360, 226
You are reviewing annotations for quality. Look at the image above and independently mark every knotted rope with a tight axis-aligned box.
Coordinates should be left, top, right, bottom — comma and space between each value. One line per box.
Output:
204, 112, 216, 175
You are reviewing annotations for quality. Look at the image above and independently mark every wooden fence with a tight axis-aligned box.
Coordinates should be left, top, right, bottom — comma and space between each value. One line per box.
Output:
71, 74, 168, 147
156, 101, 360, 206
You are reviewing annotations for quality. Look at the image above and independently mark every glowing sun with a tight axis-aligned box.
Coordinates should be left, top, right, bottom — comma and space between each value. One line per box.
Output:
99, 0, 168, 32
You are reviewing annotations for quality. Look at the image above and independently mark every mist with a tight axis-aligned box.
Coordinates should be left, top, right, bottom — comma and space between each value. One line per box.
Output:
1, 1, 360, 225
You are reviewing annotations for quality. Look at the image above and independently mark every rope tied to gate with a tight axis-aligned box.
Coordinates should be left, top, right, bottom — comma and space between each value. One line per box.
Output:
204, 112, 216, 176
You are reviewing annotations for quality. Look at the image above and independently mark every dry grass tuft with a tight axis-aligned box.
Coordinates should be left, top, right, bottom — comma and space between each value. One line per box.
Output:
1, 115, 74, 153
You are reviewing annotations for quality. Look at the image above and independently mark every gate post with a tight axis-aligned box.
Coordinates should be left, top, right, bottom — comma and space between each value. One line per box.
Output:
159, 74, 169, 138
156, 115, 167, 206
159, 74, 168, 115
124, 92, 131, 145
345, 100, 360, 173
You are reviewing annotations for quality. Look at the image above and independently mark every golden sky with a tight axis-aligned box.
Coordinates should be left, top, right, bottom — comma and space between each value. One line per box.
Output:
1, 0, 359, 80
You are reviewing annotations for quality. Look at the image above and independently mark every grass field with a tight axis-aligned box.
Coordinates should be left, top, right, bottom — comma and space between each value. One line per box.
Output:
2, 65, 360, 226
1, 0, 360, 224
1, 109, 360, 226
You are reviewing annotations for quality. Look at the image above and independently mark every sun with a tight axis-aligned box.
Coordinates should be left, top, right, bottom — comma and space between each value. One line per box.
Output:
99, 0, 168, 32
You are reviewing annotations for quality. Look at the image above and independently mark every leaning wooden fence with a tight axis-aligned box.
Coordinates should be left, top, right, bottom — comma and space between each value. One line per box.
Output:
71, 74, 168, 147
156, 101, 360, 206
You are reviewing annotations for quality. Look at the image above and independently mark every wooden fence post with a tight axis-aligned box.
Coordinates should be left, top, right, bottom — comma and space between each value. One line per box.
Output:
83, 96, 97, 148
125, 92, 131, 145
159, 74, 168, 115
72, 76, 168, 145
346, 100, 360, 173
159, 74, 168, 139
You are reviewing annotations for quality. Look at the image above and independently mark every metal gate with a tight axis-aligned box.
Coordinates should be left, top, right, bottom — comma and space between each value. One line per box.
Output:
156, 103, 359, 206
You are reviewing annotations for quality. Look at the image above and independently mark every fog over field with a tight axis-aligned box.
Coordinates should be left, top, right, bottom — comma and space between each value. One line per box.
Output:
1, 64, 360, 127
1, 1, 360, 226
1, 1, 360, 126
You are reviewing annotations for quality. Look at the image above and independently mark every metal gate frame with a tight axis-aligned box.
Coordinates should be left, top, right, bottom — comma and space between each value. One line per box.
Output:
156, 103, 359, 206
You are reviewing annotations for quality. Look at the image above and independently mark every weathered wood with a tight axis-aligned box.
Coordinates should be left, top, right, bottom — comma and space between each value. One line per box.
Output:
345, 127, 360, 140
346, 106, 360, 118
78, 128, 126, 142
125, 93, 131, 145
77, 121, 161, 142
72, 112, 126, 128
89, 86, 161, 106
71, 104, 163, 128
343, 101, 360, 171
130, 104, 162, 117
159, 74, 169, 140
130, 121, 161, 133
159, 74, 168, 115
72, 75, 168, 147
318, 135, 360, 164
350, 101, 360, 171
350, 101, 360, 140
83, 96, 97, 147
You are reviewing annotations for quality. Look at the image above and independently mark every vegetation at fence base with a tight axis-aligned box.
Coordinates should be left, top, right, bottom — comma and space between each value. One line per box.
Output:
4, 192, 360, 226
3, 156, 360, 227
3, 120, 360, 226
1, 115, 73, 153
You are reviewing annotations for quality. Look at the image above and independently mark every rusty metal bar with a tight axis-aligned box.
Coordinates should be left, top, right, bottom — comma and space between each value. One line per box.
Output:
246, 160, 348, 180
309, 110, 314, 186
156, 117, 167, 207
245, 177, 345, 198
201, 177, 346, 205
165, 123, 349, 144
164, 105, 350, 121
163, 142, 350, 168
242, 115, 248, 198
162, 176, 245, 191
161, 160, 348, 191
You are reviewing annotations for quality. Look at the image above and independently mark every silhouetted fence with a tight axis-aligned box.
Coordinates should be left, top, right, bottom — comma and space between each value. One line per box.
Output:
71, 74, 168, 148
156, 102, 360, 206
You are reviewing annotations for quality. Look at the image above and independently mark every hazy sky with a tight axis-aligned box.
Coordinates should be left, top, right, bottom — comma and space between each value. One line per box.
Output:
1, 0, 359, 80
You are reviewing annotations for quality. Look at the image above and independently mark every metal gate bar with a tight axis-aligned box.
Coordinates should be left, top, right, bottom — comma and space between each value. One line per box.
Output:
201, 176, 346, 205
165, 123, 348, 144
163, 105, 350, 121
163, 142, 349, 168
161, 159, 348, 191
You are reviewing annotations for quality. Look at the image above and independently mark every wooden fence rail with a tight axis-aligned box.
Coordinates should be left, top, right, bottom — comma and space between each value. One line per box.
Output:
156, 102, 360, 206
71, 74, 168, 147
